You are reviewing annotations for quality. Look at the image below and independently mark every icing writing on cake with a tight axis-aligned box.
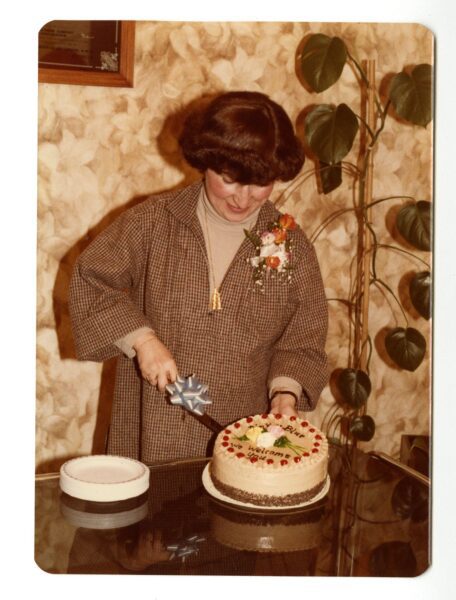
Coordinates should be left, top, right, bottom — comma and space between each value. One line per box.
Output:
223, 416, 322, 466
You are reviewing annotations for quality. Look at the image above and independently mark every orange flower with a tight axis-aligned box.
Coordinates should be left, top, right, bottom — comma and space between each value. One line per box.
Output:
272, 227, 287, 244
266, 255, 281, 269
278, 214, 297, 230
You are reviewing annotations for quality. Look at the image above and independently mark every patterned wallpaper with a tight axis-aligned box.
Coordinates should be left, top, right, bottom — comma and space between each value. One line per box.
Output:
37, 21, 433, 472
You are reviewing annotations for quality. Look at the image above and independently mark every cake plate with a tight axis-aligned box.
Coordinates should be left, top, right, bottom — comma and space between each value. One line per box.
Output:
202, 463, 330, 512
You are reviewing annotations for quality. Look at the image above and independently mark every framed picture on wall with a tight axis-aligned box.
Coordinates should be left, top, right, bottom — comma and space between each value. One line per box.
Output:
38, 20, 135, 87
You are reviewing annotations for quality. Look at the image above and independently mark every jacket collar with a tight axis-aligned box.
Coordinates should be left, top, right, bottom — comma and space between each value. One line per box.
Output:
165, 178, 282, 262
166, 179, 280, 229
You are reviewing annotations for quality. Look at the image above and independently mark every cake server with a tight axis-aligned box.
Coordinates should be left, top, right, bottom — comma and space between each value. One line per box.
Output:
165, 374, 223, 433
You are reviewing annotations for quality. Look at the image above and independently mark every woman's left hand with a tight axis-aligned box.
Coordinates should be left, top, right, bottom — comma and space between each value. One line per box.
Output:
270, 393, 298, 417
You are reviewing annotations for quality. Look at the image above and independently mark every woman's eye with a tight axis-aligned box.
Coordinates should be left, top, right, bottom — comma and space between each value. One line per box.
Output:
221, 174, 235, 184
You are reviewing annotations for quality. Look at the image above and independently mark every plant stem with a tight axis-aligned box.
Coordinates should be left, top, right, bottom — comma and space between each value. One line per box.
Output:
376, 244, 431, 268
367, 194, 417, 206
362, 215, 378, 280
370, 100, 391, 147
355, 113, 375, 141
326, 297, 356, 308
322, 401, 341, 433
310, 194, 418, 243
346, 51, 383, 115
310, 207, 354, 243
356, 336, 373, 374
329, 414, 344, 441
371, 277, 409, 325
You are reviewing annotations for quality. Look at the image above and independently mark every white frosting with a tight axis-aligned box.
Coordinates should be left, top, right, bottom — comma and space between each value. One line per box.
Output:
211, 414, 328, 499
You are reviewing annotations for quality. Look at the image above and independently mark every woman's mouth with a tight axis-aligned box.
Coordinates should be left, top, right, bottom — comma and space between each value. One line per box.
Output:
227, 204, 247, 213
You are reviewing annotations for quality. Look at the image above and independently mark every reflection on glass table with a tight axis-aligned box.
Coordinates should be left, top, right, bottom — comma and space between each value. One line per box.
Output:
35, 445, 430, 576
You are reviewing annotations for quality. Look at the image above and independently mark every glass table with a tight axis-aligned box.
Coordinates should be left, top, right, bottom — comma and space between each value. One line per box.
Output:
35, 445, 430, 576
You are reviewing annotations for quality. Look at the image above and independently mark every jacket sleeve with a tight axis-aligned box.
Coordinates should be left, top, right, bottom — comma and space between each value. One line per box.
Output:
68, 205, 154, 362
267, 233, 329, 411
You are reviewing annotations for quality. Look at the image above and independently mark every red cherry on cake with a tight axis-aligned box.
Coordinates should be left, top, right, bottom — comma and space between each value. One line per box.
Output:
315, 434, 322, 440
223, 436, 229, 441
301, 421, 309, 427
227, 447, 235, 453
294, 457, 301, 463
314, 442, 320, 447
267, 459, 274, 464
222, 442, 229, 447
274, 413, 282, 419
250, 457, 258, 463
303, 452, 310, 457
261, 414, 269, 419
246, 417, 253, 423
234, 423, 241, 429
236, 452, 245, 458
280, 459, 288, 466
312, 448, 319, 453
224, 429, 231, 434
290, 416, 296, 421
309, 428, 315, 433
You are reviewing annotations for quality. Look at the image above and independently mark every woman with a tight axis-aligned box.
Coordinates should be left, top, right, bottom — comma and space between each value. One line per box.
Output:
69, 91, 328, 462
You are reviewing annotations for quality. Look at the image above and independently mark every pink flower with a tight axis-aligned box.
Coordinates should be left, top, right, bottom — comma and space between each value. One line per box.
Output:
267, 425, 285, 439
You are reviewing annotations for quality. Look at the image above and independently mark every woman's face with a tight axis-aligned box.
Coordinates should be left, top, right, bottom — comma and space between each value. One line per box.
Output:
204, 169, 274, 222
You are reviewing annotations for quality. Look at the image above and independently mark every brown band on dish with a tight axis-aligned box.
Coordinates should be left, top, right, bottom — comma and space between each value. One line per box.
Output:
210, 469, 326, 507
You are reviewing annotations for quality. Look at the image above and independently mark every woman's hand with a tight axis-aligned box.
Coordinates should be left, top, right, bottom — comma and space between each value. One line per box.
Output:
270, 392, 298, 417
115, 528, 171, 571
133, 332, 178, 392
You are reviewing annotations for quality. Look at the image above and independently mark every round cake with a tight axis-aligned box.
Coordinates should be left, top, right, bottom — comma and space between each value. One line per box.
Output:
209, 413, 329, 507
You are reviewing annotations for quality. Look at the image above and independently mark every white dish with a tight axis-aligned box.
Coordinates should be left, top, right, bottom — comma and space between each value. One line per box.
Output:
59, 455, 150, 502
202, 463, 330, 511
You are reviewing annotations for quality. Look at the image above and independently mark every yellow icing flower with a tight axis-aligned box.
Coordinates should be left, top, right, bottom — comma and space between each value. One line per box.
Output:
245, 426, 264, 444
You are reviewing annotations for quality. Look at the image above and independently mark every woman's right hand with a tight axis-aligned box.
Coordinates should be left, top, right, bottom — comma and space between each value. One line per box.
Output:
133, 332, 178, 392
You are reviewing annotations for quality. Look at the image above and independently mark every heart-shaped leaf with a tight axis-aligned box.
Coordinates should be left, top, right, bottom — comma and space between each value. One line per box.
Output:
385, 327, 426, 371
410, 271, 431, 319
389, 64, 433, 127
300, 34, 347, 92
336, 368, 371, 408
305, 104, 359, 164
319, 161, 342, 193
396, 201, 431, 251
350, 415, 376, 441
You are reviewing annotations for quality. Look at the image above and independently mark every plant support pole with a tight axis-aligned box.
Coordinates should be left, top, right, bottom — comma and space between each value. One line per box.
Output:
359, 60, 376, 374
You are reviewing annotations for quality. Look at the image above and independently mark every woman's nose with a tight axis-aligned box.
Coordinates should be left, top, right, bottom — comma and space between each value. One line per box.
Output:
234, 185, 251, 207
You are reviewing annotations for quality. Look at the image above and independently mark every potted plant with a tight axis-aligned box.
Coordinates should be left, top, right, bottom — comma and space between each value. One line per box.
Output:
291, 33, 432, 445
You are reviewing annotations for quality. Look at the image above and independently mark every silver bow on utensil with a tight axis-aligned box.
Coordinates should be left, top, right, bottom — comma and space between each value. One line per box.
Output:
165, 375, 212, 416
167, 534, 206, 562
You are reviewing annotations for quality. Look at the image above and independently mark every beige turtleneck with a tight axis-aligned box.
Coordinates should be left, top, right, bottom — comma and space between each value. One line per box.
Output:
196, 184, 260, 296
115, 185, 302, 402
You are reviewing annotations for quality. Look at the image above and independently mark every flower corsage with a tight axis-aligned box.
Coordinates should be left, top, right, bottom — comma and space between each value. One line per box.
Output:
244, 213, 297, 286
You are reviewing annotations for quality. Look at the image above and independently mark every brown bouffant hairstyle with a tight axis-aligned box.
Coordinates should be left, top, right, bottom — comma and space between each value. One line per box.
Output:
179, 91, 304, 185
